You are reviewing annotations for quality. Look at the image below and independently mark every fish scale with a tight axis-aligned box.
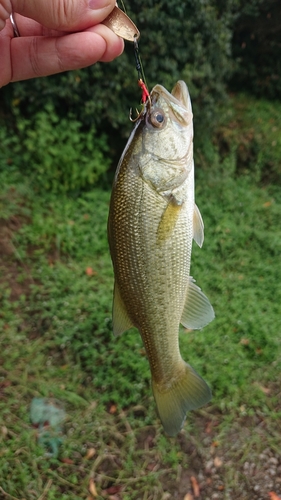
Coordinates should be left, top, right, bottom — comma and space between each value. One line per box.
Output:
108, 81, 215, 436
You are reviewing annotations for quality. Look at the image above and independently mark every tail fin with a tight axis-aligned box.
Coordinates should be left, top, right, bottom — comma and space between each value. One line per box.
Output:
152, 362, 211, 437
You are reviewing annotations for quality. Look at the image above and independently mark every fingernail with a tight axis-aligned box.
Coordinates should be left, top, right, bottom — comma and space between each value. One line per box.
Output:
88, 0, 111, 9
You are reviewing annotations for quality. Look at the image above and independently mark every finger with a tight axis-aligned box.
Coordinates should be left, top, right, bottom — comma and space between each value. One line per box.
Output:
10, 26, 124, 82
89, 23, 125, 62
12, 0, 117, 31
0, 29, 11, 86
11, 14, 67, 37
0, 0, 10, 31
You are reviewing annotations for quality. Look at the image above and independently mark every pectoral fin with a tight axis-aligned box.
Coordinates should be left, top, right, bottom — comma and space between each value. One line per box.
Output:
181, 277, 215, 330
157, 199, 182, 243
193, 204, 204, 248
112, 282, 133, 336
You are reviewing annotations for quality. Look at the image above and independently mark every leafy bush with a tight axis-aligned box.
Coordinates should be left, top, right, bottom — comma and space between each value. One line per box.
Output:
231, 0, 281, 99
210, 94, 281, 184
0, 0, 238, 147
0, 104, 110, 193
1, 0, 279, 192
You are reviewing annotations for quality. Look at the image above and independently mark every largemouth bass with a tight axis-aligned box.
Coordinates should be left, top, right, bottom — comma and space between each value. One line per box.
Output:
108, 80, 214, 436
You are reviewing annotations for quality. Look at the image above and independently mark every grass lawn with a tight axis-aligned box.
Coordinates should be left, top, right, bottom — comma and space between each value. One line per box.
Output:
0, 94, 281, 500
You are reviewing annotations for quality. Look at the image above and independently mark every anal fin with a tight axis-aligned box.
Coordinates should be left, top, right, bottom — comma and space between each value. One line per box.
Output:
181, 277, 215, 330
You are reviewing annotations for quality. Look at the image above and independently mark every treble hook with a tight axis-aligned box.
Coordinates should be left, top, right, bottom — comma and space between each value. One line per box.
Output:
129, 108, 142, 123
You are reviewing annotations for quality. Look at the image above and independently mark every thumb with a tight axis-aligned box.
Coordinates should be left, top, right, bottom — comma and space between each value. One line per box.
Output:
11, 0, 116, 31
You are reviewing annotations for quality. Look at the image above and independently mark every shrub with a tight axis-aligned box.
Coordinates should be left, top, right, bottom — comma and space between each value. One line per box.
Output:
1, 0, 279, 191
1, 0, 237, 142
0, 104, 110, 193
231, 0, 281, 99
212, 94, 281, 185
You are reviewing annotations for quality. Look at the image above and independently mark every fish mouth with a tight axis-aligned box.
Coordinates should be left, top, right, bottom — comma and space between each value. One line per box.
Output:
171, 80, 190, 109
151, 80, 191, 111
149, 81, 192, 129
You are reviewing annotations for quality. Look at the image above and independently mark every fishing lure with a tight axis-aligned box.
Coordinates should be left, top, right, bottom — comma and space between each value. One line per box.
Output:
103, 3, 140, 42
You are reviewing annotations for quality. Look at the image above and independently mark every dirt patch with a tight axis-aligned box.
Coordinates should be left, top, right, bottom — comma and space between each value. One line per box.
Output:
164, 413, 281, 500
71, 408, 281, 500
0, 216, 21, 256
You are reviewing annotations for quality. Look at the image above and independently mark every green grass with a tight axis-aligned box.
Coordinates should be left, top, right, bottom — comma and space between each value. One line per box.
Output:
1, 94, 281, 499
189, 171, 281, 405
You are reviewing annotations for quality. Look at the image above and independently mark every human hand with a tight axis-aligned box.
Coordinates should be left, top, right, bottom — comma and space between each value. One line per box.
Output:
0, 0, 124, 87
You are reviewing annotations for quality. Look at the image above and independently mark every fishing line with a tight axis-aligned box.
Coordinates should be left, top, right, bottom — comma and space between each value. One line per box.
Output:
115, 0, 150, 116
133, 36, 150, 104
119, 0, 127, 14
117, 0, 149, 102
129, 38, 150, 121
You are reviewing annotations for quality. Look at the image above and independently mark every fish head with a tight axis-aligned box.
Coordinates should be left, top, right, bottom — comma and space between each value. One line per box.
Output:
144, 80, 193, 159
139, 81, 194, 200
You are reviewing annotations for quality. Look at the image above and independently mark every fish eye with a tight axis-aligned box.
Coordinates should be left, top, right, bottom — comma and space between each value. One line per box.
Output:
149, 109, 166, 128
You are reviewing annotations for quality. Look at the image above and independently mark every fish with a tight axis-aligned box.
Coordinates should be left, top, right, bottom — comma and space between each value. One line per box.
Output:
108, 80, 214, 436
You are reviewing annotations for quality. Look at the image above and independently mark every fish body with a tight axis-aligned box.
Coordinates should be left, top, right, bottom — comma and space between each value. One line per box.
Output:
108, 81, 214, 436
